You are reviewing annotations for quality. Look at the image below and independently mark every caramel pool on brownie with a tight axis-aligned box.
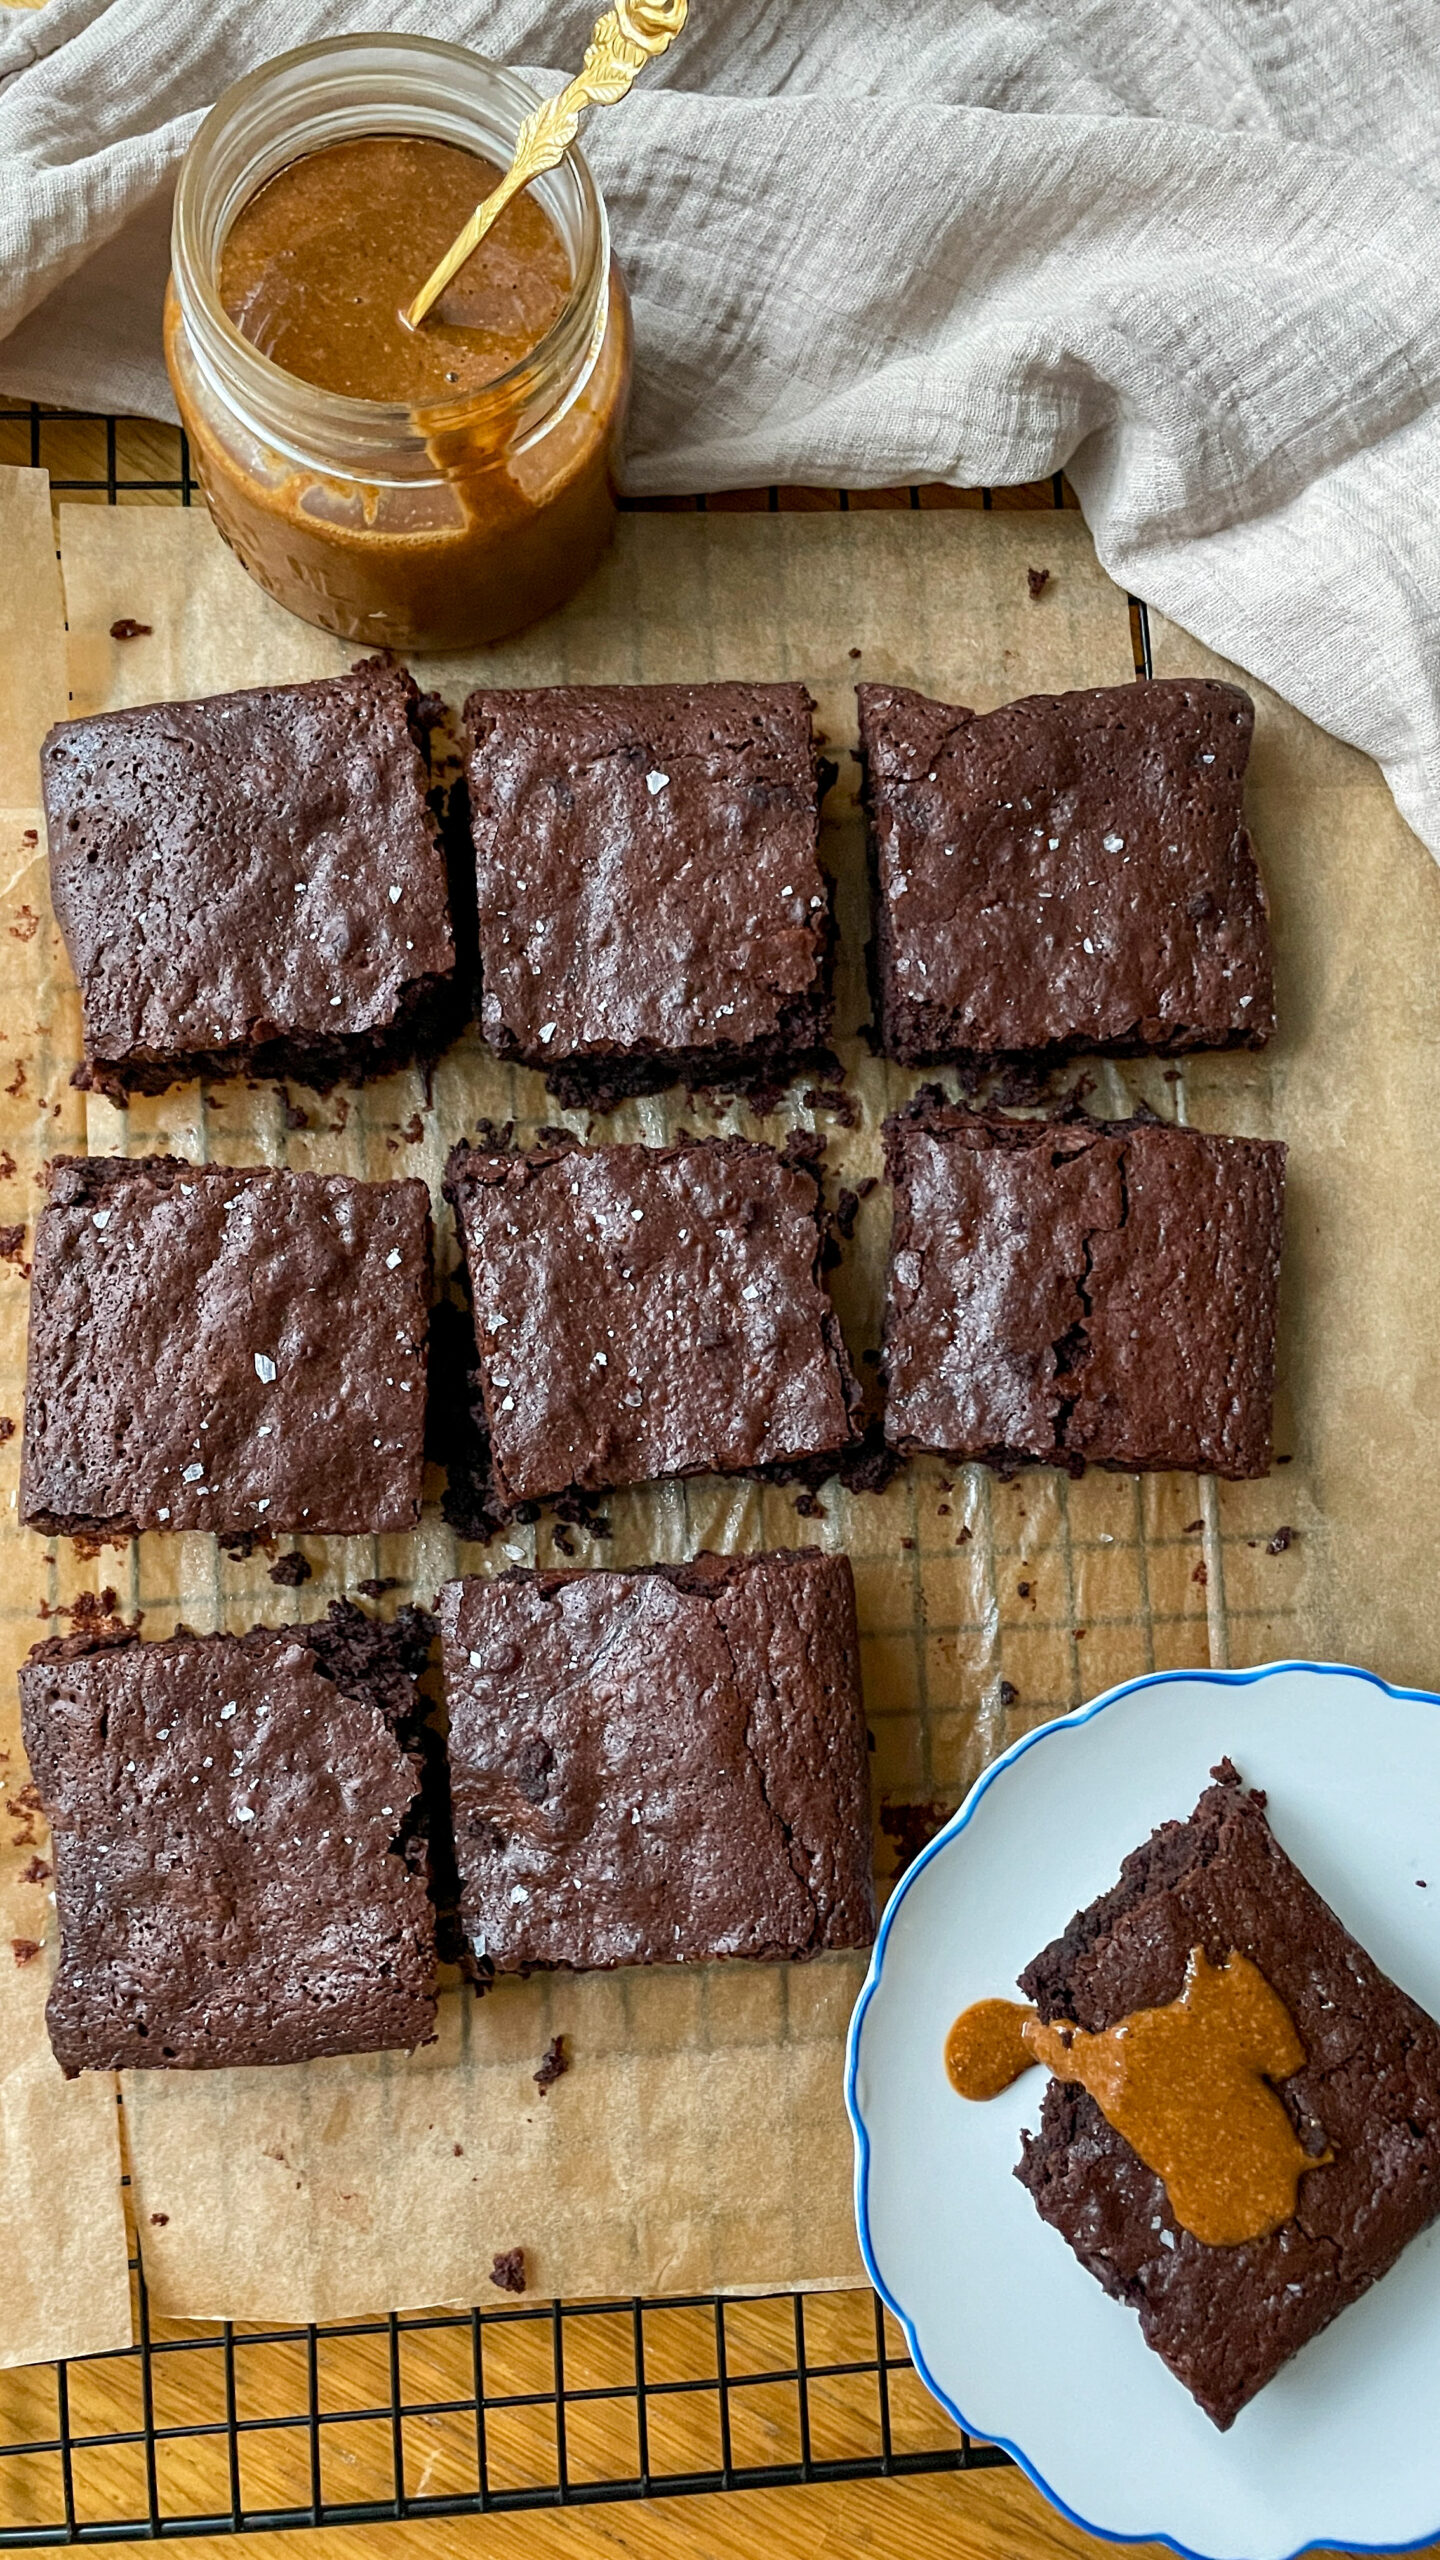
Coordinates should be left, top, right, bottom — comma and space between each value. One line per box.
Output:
1016, 1764, 1440, 2429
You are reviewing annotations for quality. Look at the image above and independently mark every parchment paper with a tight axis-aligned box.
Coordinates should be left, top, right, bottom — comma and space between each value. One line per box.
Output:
6, 490, 1413, 2330
0, 468, 132, 2369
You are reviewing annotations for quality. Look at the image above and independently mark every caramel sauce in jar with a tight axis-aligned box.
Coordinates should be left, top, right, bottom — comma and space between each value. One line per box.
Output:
165, 37, 631, 652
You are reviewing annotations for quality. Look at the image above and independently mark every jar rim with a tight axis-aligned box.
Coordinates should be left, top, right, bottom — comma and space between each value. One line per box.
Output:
170, 32, 611, 471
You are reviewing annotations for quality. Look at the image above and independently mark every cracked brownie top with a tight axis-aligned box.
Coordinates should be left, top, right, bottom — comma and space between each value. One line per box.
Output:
857, 676, 1273, 1068
464, 681, 834, 1109
438, 1553, 876, 1971
444, 1132, 861, 1507
880, 1101, 1284, 1479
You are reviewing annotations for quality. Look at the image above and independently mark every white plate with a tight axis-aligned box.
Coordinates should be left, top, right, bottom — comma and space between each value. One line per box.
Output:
847, 1663, 1440, 2560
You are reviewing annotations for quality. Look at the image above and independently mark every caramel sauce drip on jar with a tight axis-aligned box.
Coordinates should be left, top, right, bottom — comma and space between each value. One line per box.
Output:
166, 39, 632, 652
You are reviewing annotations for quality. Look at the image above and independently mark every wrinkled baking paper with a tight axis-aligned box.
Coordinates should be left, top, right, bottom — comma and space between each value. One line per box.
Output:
12, 491, 1402, 2324
0, 469, 131, 2368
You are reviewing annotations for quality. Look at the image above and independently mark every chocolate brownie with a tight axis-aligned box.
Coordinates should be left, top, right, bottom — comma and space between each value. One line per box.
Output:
1015, 1765, 1440, 2428
441, 1551, 875, 1969
464, 682, 834, 1106
19, 1601, 437, 2072
882, 1101, 1284, 1478
21, 1156, 431, 1538
857, 678, 1272, 1066
444, 1133, 859, 1510
41, 660, 460, 1096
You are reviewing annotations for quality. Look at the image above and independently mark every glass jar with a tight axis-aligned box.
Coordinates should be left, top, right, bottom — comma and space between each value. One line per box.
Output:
165, 34, 631, 652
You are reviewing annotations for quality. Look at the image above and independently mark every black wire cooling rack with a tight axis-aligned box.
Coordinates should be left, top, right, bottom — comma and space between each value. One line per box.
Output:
0, 411, 1150, 2542
1, 2258, 1016, 2543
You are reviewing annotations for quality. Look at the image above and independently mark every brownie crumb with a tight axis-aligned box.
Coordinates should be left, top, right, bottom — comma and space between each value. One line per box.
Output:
1183, 1518, 1203, 1533
37, 1587, 126, 1630
357, 1576, 403, 1599
1266, 1525, 1296, 1554
11, 1938, 40, 1965
268, 1552, 312, 1589
848, 647, 862, 660
988, 1061, 1052, 1110
1192, 1561, 1209, 1586
793, 1491, 825, 1519
533, 2034, 569, 2096
0, 1223, 25, 1261
282, 1099, 310, 1132
552, 1493, 613, 1540
803, 1083, 859, 1130
149, 2212, 169, 2226
20, 1856, 51, 1885
1026, 566, 1051, 600
998, 1679, 1019, 1706
834, 1430, 901, 1497
108, 618, 153, 640
551, 1525, 578, 1558
879, 1798, 950, 1875
489, 2248, 527, 2295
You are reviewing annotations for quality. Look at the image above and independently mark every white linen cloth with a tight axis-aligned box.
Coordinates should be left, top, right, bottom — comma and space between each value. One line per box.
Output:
4, 0, 1440, 851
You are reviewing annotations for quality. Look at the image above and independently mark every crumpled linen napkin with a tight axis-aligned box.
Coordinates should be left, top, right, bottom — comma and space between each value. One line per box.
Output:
5, 0, 1440, 852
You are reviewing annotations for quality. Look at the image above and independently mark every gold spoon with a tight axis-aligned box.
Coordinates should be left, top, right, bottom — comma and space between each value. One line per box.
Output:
404, 0, 688, 333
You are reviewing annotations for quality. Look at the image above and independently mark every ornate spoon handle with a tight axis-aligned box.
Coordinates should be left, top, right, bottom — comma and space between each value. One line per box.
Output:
405, 0, 687, 332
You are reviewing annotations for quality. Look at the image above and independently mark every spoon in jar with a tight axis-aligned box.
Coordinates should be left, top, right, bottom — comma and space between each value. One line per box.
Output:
404, 0, 688, 333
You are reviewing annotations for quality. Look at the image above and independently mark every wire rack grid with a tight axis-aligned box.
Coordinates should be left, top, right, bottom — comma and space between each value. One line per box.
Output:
0, 403, 1155, 2543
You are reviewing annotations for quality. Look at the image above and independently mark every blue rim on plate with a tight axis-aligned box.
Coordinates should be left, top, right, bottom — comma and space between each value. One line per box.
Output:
844, 1658, 1440, 2560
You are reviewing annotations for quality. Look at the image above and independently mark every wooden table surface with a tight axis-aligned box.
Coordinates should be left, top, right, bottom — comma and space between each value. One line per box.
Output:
0, 401, 1428, 2560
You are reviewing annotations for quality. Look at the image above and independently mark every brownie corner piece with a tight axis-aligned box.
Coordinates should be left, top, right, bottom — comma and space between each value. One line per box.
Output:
857, 675, 1272, 1067
1012, 1766, 1440, 2428
21, 1155, 431, 1539
440, 1548, 876, 1971
881, 1101, 1284, 1478
444, 1131, 859, 1511
464, 680, 834, 1106
41, 657, 459, 1097
18, 1600, 437, 2073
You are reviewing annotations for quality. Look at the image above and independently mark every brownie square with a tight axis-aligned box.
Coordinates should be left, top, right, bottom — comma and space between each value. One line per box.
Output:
444, 1133, 859, 1510
857, 677, 1272, 1067
21, 1156, 431, 1538
441, 1551, 876, 1969
464, 681, 834, 1106
41, 660, 459, 1097
19, 1602, 437, 2072
1015, 1764, 1440, 2428
882, 1102, 1284, 1478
